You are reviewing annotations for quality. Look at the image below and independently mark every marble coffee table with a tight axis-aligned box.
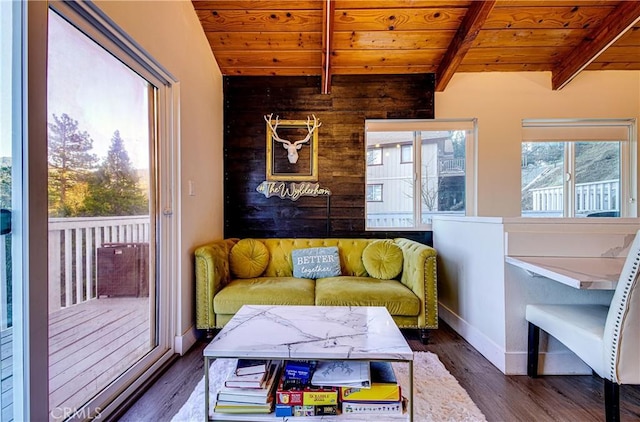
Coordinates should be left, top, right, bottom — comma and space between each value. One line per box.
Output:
203, 305, 414, 421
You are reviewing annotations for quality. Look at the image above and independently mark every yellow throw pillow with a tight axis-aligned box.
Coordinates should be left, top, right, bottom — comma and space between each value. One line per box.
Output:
362, 240, 404, 280
229, 239, 270, 278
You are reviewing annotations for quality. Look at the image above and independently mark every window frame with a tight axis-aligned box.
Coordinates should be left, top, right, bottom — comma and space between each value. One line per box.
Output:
366, 184, 383, 202
366, 147, 383, 166
400, 143, 413, 164
521, 118, 637, 218
365, 119, 477, 231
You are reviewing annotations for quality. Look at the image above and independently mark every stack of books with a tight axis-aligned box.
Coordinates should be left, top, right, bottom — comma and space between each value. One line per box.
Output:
213, 359, 282, 414
340, 361, 404, 415
215, 359, 404, 417
274, 360, 339, 417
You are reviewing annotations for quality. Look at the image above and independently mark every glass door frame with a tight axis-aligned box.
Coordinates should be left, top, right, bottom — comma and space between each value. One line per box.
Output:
19, 1, 50, 421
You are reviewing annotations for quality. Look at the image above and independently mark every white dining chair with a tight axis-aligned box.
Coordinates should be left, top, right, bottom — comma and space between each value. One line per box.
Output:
526, 229, 640, 422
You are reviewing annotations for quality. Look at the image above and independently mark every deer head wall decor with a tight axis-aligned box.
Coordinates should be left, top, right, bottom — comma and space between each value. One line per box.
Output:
264, 114, 322, 164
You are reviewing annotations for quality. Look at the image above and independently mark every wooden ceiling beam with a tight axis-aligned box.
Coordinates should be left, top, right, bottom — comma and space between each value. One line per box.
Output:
322, 0, 335, 94
435, 1, 496, 92
551, 2, 640, 90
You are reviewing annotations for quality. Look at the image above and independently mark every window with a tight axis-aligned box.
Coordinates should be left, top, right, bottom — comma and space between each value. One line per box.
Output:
367, 147, 382, 166
365, 120, 476, 229
367, 184, 383, 202
521, 119, 636, 218
401, 144, 413, 163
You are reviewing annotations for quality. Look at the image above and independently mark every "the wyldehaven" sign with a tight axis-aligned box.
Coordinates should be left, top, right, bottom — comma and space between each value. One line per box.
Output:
256, 181, 331, 201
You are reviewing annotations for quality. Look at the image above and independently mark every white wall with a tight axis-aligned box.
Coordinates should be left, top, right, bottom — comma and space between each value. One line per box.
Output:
434, 216, 639, 375
436, 71, 640, 217
434, 217, 508, 371
95, 0, 224, 349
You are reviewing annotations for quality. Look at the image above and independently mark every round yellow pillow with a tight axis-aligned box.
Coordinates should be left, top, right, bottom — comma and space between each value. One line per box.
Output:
362, 240, 404, 280
229, 239, 270, 278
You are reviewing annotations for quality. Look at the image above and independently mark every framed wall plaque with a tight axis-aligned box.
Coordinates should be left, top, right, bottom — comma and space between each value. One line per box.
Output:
265, 116, 319, 181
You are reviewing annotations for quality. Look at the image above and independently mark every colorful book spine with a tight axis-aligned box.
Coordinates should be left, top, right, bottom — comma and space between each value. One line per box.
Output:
303, 390, 338, 406
275, 371, 337, 406
275, 389, 338, 406
275, 404, 338, 417
284, 360, 312, 381
340, 384, 401, 402
342, 400, 404, 415
235, 359, 268, 376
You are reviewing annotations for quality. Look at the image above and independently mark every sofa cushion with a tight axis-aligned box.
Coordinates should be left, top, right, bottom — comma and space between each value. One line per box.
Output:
213, 277, 315, 314
291, 246, 341, 279
362, 240, 404, 280
315, 276, 420, 316
229, 239, 270, 278
261, 239, 371, 278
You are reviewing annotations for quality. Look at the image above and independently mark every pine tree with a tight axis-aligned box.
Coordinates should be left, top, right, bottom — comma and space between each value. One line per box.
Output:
83, 130, 148, 216
0, 160, 11, 209
48, 113, 97, 216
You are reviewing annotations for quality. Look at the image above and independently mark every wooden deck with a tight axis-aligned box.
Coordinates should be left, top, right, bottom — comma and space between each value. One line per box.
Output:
1, 328, 12, 421
49, 297, 151, 419
1, 297, 151, 421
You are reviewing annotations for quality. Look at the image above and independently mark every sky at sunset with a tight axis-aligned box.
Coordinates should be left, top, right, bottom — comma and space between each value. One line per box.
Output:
48, 10, 150, 170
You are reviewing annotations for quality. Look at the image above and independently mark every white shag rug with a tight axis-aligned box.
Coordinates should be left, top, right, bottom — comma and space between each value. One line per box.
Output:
172, 352, 486, 421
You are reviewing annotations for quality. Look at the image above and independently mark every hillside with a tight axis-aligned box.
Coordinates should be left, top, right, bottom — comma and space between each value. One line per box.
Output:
521, 142, 619, 210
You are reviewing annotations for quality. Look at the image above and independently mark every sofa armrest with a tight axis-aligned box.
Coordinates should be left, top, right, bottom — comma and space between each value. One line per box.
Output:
195, 239, 235, 329
394, 238, 438, 329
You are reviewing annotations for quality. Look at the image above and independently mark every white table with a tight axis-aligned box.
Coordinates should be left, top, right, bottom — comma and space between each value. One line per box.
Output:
203, 305, 414, 421
506, 256, 625, 290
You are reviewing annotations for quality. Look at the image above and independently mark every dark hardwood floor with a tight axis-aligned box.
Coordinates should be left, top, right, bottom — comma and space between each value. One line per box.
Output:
116, 321, 640, 421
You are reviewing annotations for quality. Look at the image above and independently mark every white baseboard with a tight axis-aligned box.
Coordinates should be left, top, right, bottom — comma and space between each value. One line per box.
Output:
505, 350, 592, 375
438, 303, 506, 373
439, 303, 593, 375
174, 325, 198, 356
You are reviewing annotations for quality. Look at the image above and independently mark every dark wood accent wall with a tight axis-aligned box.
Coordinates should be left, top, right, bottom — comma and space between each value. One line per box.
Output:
223, 74, 435, 243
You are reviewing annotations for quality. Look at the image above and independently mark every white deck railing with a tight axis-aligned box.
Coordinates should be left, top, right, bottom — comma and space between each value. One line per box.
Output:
366, 211, 465, 228
530, 179, 619, 214
439, 158, 465, 174
0, 236, 8, 330
48, 216, 150, 312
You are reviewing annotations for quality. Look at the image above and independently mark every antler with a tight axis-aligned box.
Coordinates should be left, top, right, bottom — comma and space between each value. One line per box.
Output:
264, 113, 291, 146
292, 115, 322, 147
264, 114, 322, 164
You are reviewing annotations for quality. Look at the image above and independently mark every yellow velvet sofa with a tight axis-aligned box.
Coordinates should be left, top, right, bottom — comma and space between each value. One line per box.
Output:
195, 238, 438, 342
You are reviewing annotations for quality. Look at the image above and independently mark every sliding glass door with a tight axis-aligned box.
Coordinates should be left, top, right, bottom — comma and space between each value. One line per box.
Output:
0, 2, 22, 420
3, 2, 176, 419
45, 2, 176, 419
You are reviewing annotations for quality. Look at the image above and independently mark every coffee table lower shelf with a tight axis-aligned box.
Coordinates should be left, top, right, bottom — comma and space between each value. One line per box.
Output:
210, 412, 409, 421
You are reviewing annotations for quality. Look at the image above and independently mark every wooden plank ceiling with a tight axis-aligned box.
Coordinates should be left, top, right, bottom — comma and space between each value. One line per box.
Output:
193, 0, 640, 92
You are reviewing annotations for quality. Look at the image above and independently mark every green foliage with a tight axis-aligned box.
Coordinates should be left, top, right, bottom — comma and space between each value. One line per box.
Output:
47, 114, 148, 217
0, 164, 10, 209
522, 142, 563, 168
48, 113, 97, 217
0, 164, 11, 326
451, 130, 466, 159
82, 130, 148, 216
575, 142, 619, 183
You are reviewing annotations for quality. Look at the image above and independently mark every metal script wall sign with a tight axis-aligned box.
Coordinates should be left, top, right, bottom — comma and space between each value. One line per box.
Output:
256, 181, 331, 201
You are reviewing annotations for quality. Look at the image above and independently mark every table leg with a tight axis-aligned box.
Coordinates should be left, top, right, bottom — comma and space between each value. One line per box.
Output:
204, 356, 210, 422
409, 359, 414, 421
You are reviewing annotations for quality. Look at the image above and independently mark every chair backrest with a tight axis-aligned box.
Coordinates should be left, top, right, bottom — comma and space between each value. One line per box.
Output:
603, 229, 640, 384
